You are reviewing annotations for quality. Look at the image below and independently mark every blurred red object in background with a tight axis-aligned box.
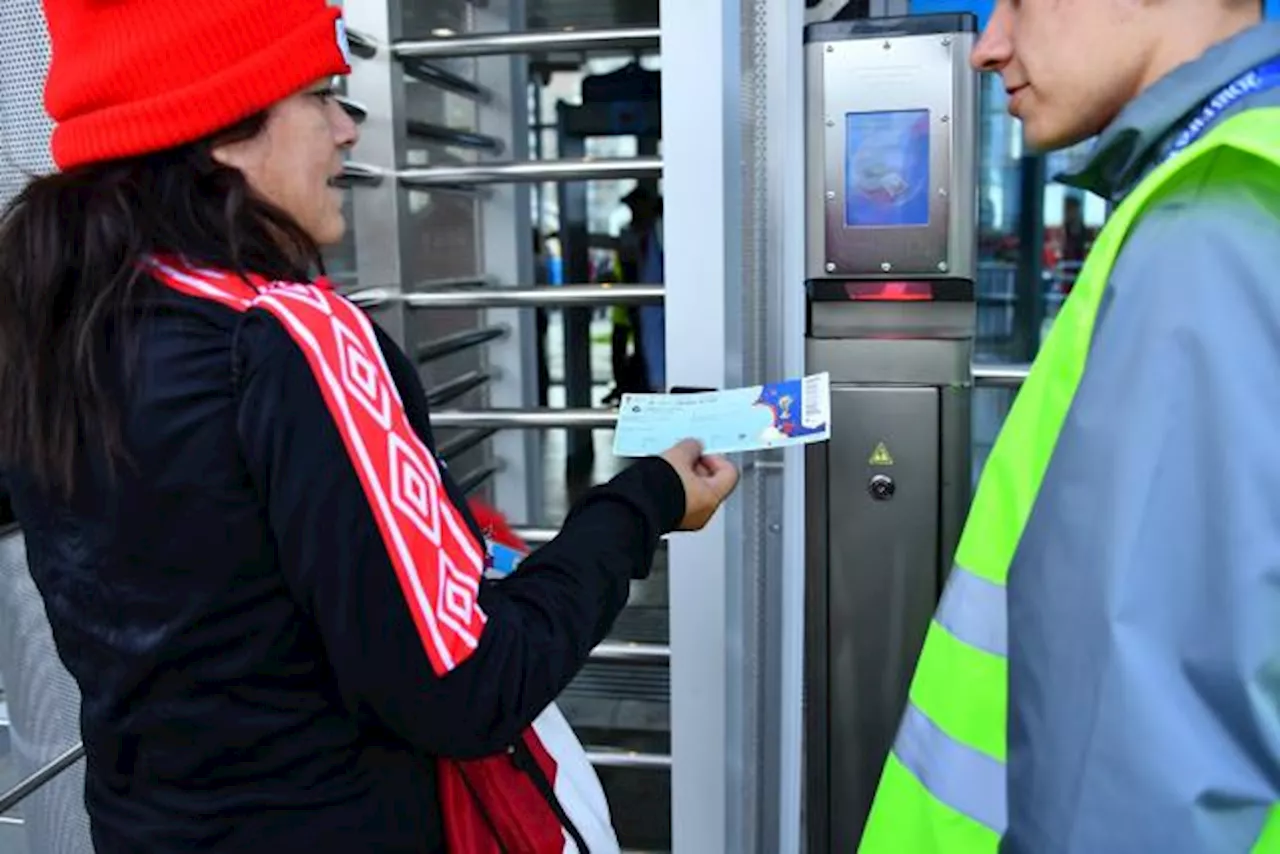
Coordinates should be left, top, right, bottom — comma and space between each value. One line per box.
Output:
467, 498, 529, 552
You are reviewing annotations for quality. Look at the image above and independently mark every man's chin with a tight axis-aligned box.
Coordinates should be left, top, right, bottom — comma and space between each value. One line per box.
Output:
1018, 109, 1112, 155
1020, 120, 1092, 155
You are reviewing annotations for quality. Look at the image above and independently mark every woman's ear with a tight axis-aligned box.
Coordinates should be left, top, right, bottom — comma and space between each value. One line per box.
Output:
209, 141, 243, 170
209, 136, 261, 172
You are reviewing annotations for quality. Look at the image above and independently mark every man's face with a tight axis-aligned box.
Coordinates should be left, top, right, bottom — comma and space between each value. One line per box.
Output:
971, 0, 1159, 151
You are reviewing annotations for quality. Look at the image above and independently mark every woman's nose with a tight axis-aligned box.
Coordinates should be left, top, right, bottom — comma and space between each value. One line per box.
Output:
331, 100, 359, 149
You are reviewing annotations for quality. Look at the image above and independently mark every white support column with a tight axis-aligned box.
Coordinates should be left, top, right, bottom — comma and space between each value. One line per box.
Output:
473, 0, 539, 521
342, 0, 410, 348
761, 0, 809, 850
659, 1, 746, 851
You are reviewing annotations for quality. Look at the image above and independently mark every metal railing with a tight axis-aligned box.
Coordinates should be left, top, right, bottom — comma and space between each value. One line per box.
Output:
405, 121, 504, 154
511, 527, 670, 549
437, 428, 498, 462
585, 749, 672, 770
351, 283, 663, 310
414, 276, 497, 290
334, 95, 367, 123
397, 156, 661, 187
431, 409, 617, 430
590, 642, 670, 664
400, 58, 493, 103
334, 164, 489, 199
393, 27, 660, 60
344, 28, 378, 60
416, 326, 508, 364
972, 363, 1031, 387
456, 463, 501, 495
335, 162, 385, 188
331, 30, 372, 119
338, 157, 660, 189
511, 526, 558, 545
426, 371, 491, 409
0, 742, 84, 815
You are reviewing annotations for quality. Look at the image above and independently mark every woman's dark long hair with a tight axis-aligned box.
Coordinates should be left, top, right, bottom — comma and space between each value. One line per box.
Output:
0, 112, 324, 499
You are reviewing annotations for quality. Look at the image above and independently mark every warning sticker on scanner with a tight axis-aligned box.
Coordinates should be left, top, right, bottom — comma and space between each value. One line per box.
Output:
612, 373, 832, 457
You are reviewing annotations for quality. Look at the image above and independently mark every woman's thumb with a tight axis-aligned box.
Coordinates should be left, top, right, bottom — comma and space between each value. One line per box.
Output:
665, 438, 705, 467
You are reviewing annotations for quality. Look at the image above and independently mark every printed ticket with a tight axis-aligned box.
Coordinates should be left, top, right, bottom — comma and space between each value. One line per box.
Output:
612, 373, 832, 457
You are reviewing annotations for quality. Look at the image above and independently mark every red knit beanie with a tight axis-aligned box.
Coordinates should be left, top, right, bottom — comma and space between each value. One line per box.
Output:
42, 0, 352, 170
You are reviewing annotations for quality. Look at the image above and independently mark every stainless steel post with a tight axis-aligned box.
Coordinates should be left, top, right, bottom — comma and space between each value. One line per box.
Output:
802, 13, 981, 851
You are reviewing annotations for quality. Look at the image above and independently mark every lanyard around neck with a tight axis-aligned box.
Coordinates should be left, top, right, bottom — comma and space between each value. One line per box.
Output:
1158, 56, 1280, 167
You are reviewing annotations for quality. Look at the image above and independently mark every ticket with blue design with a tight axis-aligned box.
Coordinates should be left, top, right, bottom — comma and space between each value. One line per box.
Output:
612, 373, 832, 457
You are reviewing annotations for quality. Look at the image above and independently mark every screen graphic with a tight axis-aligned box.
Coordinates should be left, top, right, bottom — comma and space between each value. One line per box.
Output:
844, 109, 931, 228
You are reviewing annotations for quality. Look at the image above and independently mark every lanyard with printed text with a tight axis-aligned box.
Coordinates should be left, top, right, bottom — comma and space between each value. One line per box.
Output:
1159, 56, 1280, 167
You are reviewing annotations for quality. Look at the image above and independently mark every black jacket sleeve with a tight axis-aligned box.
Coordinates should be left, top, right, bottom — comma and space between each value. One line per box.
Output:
233, 307, 684, 758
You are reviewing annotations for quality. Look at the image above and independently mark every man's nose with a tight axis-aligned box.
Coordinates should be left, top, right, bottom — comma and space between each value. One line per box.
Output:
970, 2, 1014, 72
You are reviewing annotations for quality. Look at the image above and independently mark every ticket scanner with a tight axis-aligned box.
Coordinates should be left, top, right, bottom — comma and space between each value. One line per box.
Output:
802, 14, 980, 852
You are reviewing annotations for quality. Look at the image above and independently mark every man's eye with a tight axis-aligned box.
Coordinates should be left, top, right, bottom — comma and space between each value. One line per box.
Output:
312, 89, 335, 101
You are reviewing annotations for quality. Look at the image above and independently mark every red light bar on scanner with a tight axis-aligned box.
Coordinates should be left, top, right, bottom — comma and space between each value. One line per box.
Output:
844, 281, 933, 301
808, 278, 973, 303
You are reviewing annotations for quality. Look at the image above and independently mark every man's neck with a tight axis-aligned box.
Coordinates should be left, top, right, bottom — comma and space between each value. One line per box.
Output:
1138, 9, 1262, 94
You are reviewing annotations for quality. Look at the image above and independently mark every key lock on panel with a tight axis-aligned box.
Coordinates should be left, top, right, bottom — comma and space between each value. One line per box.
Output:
801, 12, 981, 854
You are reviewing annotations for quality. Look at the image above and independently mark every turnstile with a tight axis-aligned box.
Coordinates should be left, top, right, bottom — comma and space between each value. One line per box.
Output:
802, 13, 980, 852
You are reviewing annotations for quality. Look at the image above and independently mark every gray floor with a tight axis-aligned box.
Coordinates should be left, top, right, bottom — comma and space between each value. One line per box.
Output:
0, 699, 28, 854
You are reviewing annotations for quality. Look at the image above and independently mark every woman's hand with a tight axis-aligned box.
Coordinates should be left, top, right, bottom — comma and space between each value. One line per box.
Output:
659, 439, 740, 531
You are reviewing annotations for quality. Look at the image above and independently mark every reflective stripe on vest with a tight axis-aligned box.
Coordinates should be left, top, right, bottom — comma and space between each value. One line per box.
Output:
935, 565, 1006, 658
859, 107, 1280, 853
890, 562, 1009, 832
895, 701, 1006, 832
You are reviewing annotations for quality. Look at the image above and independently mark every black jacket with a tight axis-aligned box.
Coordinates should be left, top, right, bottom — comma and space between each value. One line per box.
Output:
7, 276, 683, 852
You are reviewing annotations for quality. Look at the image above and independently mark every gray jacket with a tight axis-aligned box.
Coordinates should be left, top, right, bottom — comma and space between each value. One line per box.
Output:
1003, 21, 1280, 853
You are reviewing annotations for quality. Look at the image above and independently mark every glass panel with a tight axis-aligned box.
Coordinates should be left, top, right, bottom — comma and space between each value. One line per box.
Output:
975, 72, 1039, 366
1041, 144, 1107, 330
